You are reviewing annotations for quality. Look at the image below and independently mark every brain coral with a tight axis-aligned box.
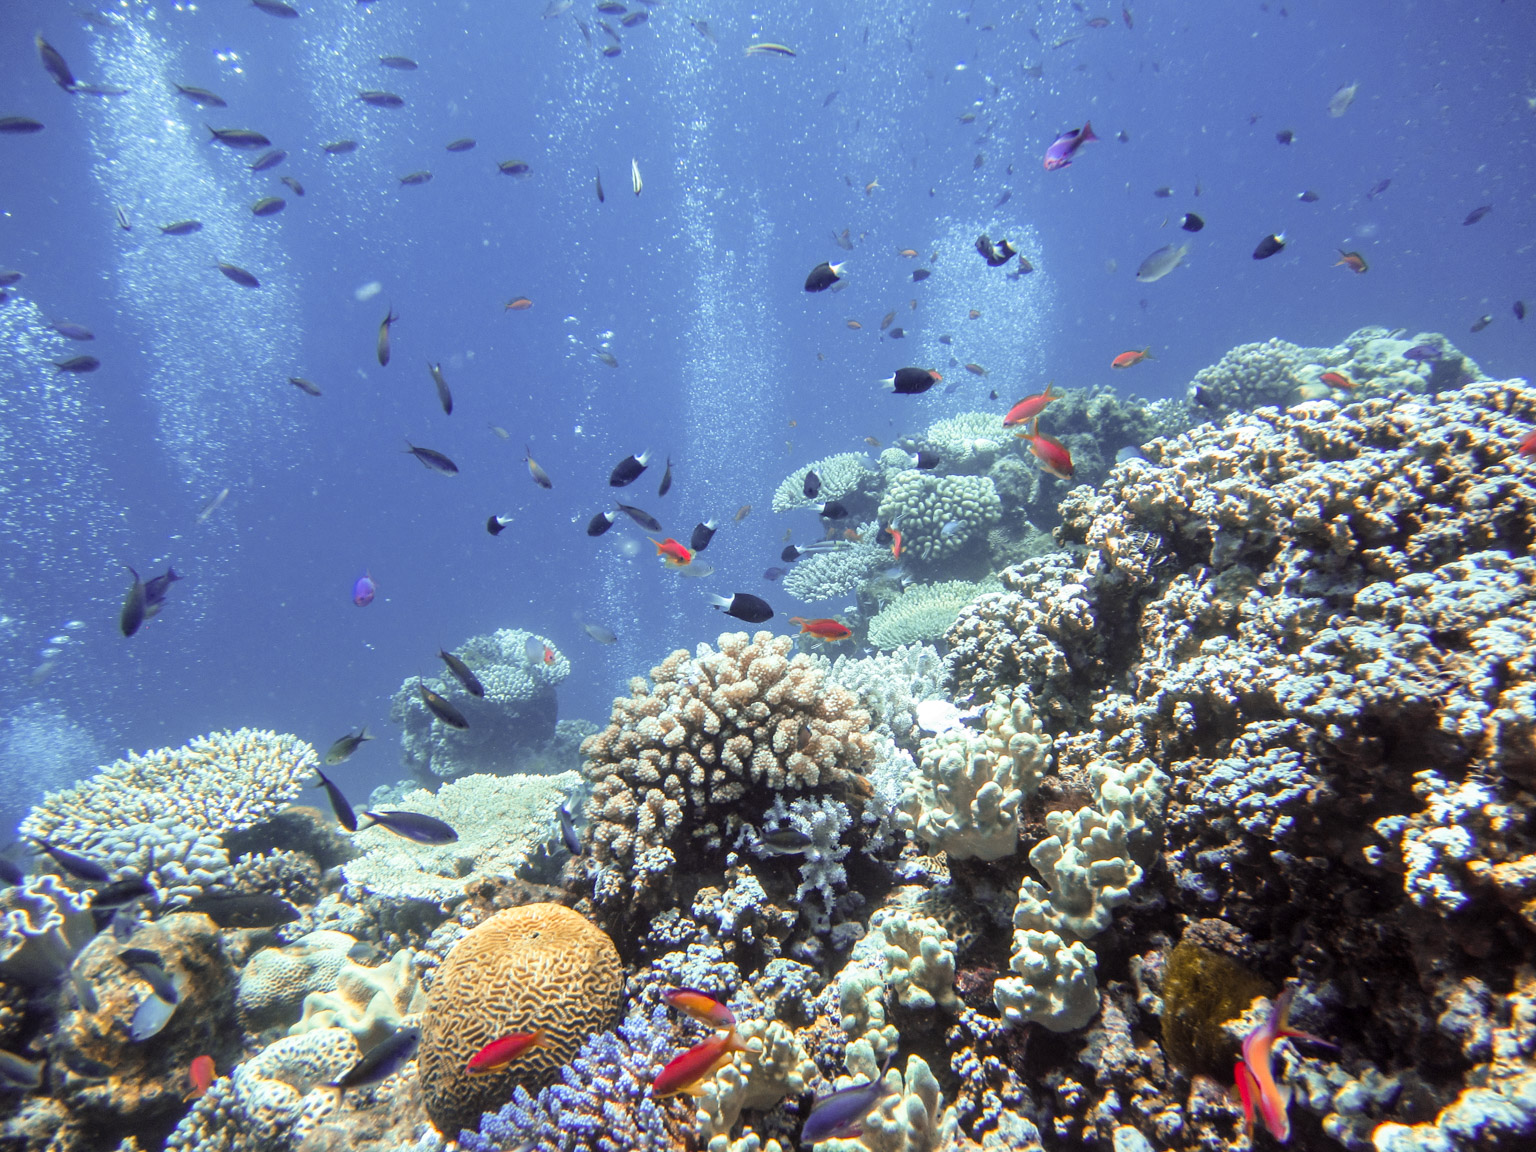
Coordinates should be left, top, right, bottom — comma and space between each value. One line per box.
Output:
772, 452, 875, 513
390, 628, 571, 782
877, 471, 1001, 563
18, 728, 316, 903
418, 903, 622, 1138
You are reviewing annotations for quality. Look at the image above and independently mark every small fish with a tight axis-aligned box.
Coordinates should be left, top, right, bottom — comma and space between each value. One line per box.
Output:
1328, 81, 1358, 117
181, 892, 298, 928
804, 261, 846, 292
617, 503, 662, 531
581, 622, 617, 644
819, 501, 848, 520
803, 470, 822, 499
912, 268, 931, 283
186, 1055, 216, 1100
735, 504, 752, 521
314, 767, 358, 832
690, 520, 718, 551
595, 350, 619, 367
757, 826, 814, 854
91, 875, 154, 909
1471, 315, 1493, 333
416, 683, 469, 730
207, 126, 272, 149
1003, 383, 1060, 426
890, 526, 903, 559
36, 36, 77, 91
1136, 243, 1188, 282
1275, 129, 1294, 145
1043, 121, 1098, 170
174, 84, 226, 107
610, 450, 651, 487
745, 42, 796, 57
1463, 204, 1492, 226
467, 1030, 547, 1075
525, 446, 553, 489
115, 205, 132, 231
288, 376, 321, 397
1516, 301, 1527, 321
524, 637, 552, 666
379, 55, 418, 69
120, 566, 147, 637
489, 424, 511, 439
429, 362, 452, 415
251, 196, 285, 217
499, 161, 531, 177
651, 1031, 750, 1097
120, 949, 179, 1004
763, 566, 785, 581
250, 148, 286, 171
54, 355, 100, 373
1319, 371, 1354, 390
1298, 189, 1320, 203
801, 1068, 897, 1143
0, 117, 44, 134
1018, 418, 1074, 481
438, 650, 484, 697
0, 1049, 44, 1091
362, 808, 459, 845
1252, 233, 1286, 260
216, 262, 260, 288
144, 568, 179, 618
1402, 344, 1440, 363
692, 18, 716, 44
658, 457, 673, 496
789, 616, 852, 642
129, 993, 176, 1041
558, 805, 582, 855
377, 306, 399, 366
1365, 178, 1391, 200
159, 219, 204, 236
908, 449, 940, 470
70, 965, 99, 1013
358, 90, 405, 108
399, 171, 432, 186
405, 442, 458, 475
964, 363, 987, 376
505, 296, 533, 311
352, 572, 376, 607
663, 989, 736, 1029
1180, 212, 1204, 232
586, 511, 616, 537
32, 839, 110, 883
252, 0, 300, 16
1233, 988, 1333, 1142
1152, 185, 1172, 198
1335, 250, 1368, 274
888, 328, 905, 339
882, 367, 942, 395
196, 488, 230, 523
631, 158, 643, 196
330, 1026, 421, 1093
708, 593, 774, 624
445, 138, 476, 152
620, 10, 647, 26
595, 168, 605, 202
487, 514, 513, 536
1112, 347, 1153, 369
323, 139, 359, 154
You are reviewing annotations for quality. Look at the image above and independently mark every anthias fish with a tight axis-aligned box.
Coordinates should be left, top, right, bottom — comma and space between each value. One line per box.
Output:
1018, 419, 1075, 481
1003, 384, 1060, 427
1234, 988, 1333, 1142
709, 593, 774, 624
651, 1031, 750, 1097
360, 809, 459, 845
663, 988, 736, 1029
467, 1030, 546, 1074
649, 537, 693, 567
1335, 250, 1368, 274
789, 617, 853, 641
1111, 348, 1153, 369
1043, 120, 1098, 170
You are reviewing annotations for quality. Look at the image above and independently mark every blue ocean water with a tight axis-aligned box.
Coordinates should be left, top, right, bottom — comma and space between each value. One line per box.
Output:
0, 0, 1531, 829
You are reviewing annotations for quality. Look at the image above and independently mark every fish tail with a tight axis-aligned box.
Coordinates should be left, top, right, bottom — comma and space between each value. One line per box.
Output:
1081, 119, 1099, 141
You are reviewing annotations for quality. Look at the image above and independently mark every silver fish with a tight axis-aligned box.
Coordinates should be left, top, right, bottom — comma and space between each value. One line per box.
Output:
1135, 243, 1188, 282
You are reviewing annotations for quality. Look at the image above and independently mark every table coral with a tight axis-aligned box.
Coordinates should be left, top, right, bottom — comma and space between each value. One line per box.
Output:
868, 580, 1000, 650
18, 728, 316, 903
390, 628, 571, 783
418, 903, 622, 1137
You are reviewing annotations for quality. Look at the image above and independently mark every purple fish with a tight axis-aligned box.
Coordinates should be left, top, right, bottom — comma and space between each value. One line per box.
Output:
352, 572, 376, 607
1043, 120, 1098, 171
1402, 344, 1440, 363
801, 1069, 895, 1143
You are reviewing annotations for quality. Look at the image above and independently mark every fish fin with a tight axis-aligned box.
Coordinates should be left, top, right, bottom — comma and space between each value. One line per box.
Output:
1080, 120, 1098, 141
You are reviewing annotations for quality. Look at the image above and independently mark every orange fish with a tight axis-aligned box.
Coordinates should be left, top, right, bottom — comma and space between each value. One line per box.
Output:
1520, 430, 1536, 457
735, 504, 752, 521
186, 1055, 216, 1100
1233, 988, 1332, 1142
846, 320, 863, 329
505, 296, 534, 311
1334, 250, 1368, 274
467, 1029, 546, 1074
1319, 371, 1354, 389
1017, 418, 1074, 481
1111, 347, 1153, 369
864, 436, 881, 447
1002, 383, 1060, 427
662, 988, 736, 1029
898, 248, 918, 257
843, 529, 861, 541
652, 1030, 749, 1098
967, 309, 981, 319
789, 617, 853, 642
542, 646, 554, 665
889, 526, 903, 558
649, 537, 693, 567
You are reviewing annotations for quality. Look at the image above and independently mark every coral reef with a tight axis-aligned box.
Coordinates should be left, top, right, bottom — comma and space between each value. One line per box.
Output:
390, 628, 571, 783
782, 525, 891, 604
418, 903, 623, 1137
877, 472, 1002, 565
773, 453, 877, 513
867, 580, 999, 650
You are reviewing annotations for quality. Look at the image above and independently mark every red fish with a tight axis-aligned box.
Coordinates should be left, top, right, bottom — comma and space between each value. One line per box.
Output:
1043, 121, 1098, 170
1233, 987, 1332, 1142
662, 988, 736, 1029
186, 1054, 216, 1100
652, 1030, 749, 1098
542, 646, 554, 665
1319, 371, 1354, 389
1017, 419, 1074, 481
789, 617, 853, 642
889, 526, 903, 559
467, 1029, 546, 1074
1111, 348, 1153, 369
1520, 431, 1536, 457
1002, 383, 1060, 426
649, 536, 693, 567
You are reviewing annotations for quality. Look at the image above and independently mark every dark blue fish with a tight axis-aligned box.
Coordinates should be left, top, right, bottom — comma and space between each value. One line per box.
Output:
1402, 344, 1440, 363
437, 649, 485, 697
615, 503, 661, 531
558, 804, 582, 856
182, 893, 298, 928
91, 875, 154, 908
1365, 178, 1391, 200
120, 949, 179, 1004
144, 568, 180, 616
33, 839, 110, 883
801, 1068, 895, 1143
0, 856, 24, 886
330, 1025, 420, 1093
763, 566, 786, 581
360, 810, 458, 845
314, 767, 358, 832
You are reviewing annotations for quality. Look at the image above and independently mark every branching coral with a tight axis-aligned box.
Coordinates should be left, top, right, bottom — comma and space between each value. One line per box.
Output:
773, 453, 877, 513
868, 581, 1000, 650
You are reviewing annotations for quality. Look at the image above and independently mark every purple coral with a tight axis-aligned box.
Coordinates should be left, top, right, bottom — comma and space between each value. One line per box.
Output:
459, 1004, 692, 1152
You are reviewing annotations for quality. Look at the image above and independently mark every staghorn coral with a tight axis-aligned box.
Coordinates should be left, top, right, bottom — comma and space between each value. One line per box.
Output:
390, 628, 571, 783
342, 771, 579, 905
417, 903, 622, 1137
18, 728, 316, 903
773, 453, 876, 513
581, 631, 874, 944
877, 472, 1001, 564
898, 690, 1048, 861
868, 580, 1000, 650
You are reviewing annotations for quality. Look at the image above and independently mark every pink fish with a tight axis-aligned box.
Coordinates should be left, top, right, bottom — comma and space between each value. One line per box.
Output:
1233, 987, 1333, 1143
352, 572, 376, 607
1043, 120, 1099, 170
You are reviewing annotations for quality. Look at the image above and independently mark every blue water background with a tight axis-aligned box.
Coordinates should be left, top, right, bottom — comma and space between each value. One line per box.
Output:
0, 0, 1532, 830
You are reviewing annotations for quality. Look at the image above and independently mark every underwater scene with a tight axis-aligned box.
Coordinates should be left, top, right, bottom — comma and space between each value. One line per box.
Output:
3, 1, 1536, 1150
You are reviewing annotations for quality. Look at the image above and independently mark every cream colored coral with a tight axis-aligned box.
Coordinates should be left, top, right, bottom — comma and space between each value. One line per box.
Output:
237, 931, 356, 1023
696, 1018, 818, 1141
290, 948, 425, 1050
820, 1041, 944, 1152
869, 907, 958, 1012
